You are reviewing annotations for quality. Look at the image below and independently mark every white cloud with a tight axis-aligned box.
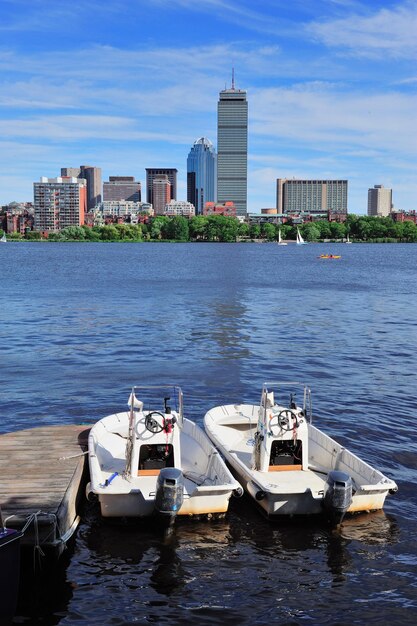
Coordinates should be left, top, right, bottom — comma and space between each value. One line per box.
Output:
250, 85, 417, 157
0, 114, 192, 143
308, 2, 417, 59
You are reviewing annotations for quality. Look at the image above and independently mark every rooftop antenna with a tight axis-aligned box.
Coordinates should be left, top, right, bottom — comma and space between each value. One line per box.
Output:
232, 67, 235, 90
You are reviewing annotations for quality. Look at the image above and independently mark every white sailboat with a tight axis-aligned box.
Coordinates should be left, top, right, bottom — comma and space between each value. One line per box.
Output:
0, 233, 6, 243
345, 234, 352, 244
296, 227, 307, 245
277, 229, 287, 246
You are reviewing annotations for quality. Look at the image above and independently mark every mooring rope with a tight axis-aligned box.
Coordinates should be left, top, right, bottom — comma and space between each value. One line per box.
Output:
4, 509, 64, 570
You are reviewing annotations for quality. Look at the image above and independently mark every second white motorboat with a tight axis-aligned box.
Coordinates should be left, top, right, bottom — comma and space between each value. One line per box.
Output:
87, 385, 242, 525
204, 382, 397, 523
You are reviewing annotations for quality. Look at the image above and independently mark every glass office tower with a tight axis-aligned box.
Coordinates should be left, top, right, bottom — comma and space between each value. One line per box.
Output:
187, 138, 216, 215
217, 82, 248, 216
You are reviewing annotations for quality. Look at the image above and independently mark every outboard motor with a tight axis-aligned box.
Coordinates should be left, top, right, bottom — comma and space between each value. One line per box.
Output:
323, 470, 353, 525
154, 467, 184, 527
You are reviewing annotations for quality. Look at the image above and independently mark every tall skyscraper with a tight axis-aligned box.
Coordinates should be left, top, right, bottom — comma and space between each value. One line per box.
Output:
34, 176, 86, 232
217, 74, 248, 216
368, 185, 392, 217
103, 176, 141, 202
187, 138, 216, 215
61, 165, 102, 210
152, 175, 171, 215
276, 179, 348, 216
146, 169, 177, 205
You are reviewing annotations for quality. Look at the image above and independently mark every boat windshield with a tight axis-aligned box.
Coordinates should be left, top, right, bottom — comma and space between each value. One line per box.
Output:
261, 382, 312, 423
130, 385, 184, 426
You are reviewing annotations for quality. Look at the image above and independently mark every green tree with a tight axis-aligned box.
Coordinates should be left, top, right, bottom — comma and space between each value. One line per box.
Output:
167, 216, 189, 241
249, 224, 261, 239
150, 216, 170, 240
99, 225, 119, 240
203, 215, 238, 242
47, 232, 65, 241
82, 225, 101, 241
276, 224, 291, 241
189, 215, 209, 240
302, 223, 320, 242
329, 222, 346, 240
401, 221, 417, 242
114, 223, 131, 240
315, 220, 332, 240
261, 222, 276, 241
238, 222, 250, 238
7, 231, 24, 240
26, 230, 42, 240
61, 225, 86, 240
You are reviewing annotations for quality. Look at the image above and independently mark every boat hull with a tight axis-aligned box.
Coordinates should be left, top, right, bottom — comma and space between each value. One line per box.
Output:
88, 413, 240, 519
204, 403, 397, 519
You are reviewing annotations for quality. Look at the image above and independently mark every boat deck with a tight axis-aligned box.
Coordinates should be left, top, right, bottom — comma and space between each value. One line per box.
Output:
229, 438, 326, 495
0, 424, 89, 555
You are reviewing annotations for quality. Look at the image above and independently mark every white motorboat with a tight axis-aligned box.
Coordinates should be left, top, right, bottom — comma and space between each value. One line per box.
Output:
87, 385, 242, 524
204, 382, 397, 523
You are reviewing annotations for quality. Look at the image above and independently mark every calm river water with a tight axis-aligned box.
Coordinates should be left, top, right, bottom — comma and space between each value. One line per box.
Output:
1, 241, 417, 625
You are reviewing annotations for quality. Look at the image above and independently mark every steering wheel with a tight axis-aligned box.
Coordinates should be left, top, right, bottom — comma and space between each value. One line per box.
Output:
144, 411, 165, 434
270, 409, 299, 434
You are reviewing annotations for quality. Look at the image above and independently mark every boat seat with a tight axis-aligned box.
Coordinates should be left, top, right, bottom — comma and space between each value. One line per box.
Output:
269, 465, 302, 472
137, 469, 160, 476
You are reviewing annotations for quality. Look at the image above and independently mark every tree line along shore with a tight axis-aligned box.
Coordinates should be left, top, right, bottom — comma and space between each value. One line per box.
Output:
2, 214, 417, 243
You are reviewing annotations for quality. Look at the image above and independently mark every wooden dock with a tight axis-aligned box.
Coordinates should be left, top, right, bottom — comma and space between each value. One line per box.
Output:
0, 424, 90, 557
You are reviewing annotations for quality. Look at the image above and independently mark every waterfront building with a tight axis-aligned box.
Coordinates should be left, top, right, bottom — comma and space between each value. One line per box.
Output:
103, 176, 141, 203
61, 165, 102, 210
146, 169, 177, 205
153, 175, 171, 215
391, 210, 417, 224
367, 185, 392, 217
217, 76, 248, 217
164, 200, 195, 217
34, 176, 86, 232
276, 179, 348, 216
187, 138, 216, 214
4, 204, 34, 235
203, 201, 236, 217
101, 201, 153, 218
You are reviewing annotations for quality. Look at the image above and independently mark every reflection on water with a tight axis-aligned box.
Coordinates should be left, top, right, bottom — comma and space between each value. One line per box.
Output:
3, 242, 417, 625
339, 510, 400, 545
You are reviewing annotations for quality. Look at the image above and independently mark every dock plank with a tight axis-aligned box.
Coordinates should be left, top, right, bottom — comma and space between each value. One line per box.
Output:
0, 424, 90, 555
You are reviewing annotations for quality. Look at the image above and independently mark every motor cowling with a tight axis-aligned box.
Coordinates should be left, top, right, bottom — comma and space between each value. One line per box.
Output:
323, 470, 353, 524
154, 467, 184, 524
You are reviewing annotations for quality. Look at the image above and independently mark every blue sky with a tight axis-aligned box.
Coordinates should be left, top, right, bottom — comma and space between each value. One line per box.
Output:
0, 0, 416, 213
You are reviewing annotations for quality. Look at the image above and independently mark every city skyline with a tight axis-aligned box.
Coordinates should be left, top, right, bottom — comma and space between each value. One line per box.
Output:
0, 1, 416, 213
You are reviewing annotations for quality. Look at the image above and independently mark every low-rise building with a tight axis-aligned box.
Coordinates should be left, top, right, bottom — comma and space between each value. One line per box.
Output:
101, 201, 153, 218
391, 210, 416, 224
203, 201, 236, 216
163, 200, 195, 217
